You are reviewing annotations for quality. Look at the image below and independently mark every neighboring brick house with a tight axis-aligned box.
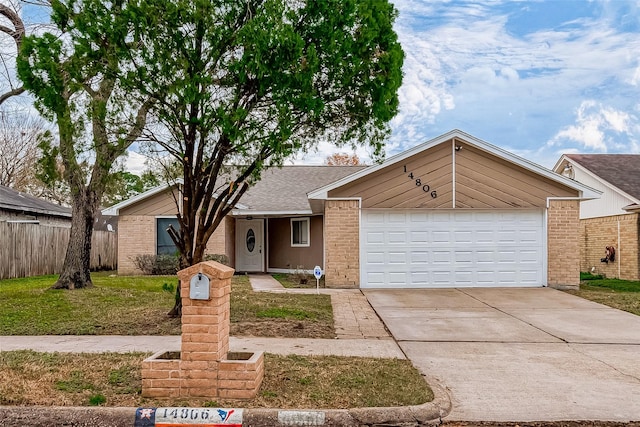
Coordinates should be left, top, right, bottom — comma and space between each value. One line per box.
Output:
106, 130, 599, 289
554, 154, 640, 281
0, 185, 71, 227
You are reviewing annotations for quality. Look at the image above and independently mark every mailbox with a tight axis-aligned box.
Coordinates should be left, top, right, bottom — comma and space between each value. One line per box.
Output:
190, 272, 210, 300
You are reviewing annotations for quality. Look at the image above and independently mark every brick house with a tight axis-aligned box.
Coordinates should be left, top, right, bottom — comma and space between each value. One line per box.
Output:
105, 130, 599, 289
554, 154, 640, 281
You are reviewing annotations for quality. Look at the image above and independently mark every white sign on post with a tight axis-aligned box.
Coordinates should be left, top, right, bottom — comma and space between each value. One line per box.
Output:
313, 266, 323, 294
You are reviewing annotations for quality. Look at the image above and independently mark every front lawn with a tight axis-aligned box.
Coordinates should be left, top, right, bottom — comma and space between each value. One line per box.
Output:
0, 351, 433, 408
565, 276, 640, 316
0, 273, 333, 337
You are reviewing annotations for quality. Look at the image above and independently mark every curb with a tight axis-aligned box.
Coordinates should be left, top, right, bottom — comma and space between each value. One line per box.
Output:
0, 385, 451, 427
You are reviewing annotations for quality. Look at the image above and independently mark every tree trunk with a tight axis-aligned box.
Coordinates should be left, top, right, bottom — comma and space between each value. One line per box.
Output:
167, 279, 181, 317
51, 188, 96, 289
167, 255, 192, 317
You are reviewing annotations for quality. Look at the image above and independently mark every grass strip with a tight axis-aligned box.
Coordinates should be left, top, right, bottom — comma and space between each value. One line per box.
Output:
0, 351, 433, 409
566, 276, 640, 316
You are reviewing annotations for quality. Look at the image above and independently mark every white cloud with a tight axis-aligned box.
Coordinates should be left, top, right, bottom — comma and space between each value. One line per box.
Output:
548, 100, 634, 152
385, 0, 640, 165
124, 150, 149, 175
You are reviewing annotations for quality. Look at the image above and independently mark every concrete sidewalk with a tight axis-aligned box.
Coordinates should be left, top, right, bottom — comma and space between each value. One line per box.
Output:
0, 335, 405, 358
0, 275, 402, 359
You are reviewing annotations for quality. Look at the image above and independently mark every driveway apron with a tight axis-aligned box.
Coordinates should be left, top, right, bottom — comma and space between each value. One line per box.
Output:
364, 287, 640, 422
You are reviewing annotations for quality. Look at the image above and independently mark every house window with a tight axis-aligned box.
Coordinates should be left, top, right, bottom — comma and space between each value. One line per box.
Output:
157, 217, 180, 255
291, 218, 310, 247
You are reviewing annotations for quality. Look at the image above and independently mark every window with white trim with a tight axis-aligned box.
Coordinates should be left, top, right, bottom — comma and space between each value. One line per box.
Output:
291, 217, 310, 247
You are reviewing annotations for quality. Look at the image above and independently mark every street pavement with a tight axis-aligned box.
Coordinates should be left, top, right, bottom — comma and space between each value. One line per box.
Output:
364, 287, 640, 422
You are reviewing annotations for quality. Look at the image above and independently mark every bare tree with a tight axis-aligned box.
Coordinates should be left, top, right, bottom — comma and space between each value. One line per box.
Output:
0, 109, 45, 190
0, 1, 25, 105
325, 152, 363, 166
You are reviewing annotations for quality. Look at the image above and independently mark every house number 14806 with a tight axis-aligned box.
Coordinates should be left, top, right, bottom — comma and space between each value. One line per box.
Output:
403, 165, 437, 198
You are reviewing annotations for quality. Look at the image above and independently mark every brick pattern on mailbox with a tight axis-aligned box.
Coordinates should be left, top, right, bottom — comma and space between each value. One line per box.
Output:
142, 261, 264, 399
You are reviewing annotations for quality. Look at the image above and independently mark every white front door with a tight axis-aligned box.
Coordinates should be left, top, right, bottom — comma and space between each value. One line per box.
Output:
235, 219, 264, 272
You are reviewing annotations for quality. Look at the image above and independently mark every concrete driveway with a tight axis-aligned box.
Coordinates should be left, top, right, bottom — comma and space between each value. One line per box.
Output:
364, 287, 640, 422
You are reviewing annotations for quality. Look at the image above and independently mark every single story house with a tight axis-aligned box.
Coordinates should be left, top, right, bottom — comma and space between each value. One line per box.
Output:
553, 154, 640, 281
105, 130, 600, 289
0, 184, 71, 227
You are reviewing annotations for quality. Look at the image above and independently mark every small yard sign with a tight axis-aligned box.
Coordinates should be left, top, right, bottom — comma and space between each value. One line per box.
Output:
313, 266, 323, 294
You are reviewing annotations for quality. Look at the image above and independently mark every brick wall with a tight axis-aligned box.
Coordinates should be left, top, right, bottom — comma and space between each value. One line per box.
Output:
324, 200, 360, 288
547, 199, 580, 289
118, 215, 230, 275
580, 213, 639, 281
204, 219, 229, 259
118, 215, 155, 274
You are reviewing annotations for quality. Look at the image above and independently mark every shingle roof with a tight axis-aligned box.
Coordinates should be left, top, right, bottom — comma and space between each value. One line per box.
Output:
0, 185, 72, 218
239, 165, 367, 212
565, 154, 640, 201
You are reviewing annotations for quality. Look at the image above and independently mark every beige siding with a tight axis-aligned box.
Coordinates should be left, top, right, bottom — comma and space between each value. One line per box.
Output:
329, 143, 453, 209
456, 143, 577, 208
267, 216, 323, 270
329, 140, 577, 210
547, 199, 580, 289
324, 200, 359, 288
120, 188, 179, 216
580, 213, 639, 281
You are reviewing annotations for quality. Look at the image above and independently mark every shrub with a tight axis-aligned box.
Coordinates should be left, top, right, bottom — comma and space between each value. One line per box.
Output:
204, 253, 230, 266
132, 253, 230, 275
132, 254, 179, 275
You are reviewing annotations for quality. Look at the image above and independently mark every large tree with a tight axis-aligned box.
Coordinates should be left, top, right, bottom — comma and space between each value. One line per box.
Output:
17, 0, 153, 289
128, 0, 404, 271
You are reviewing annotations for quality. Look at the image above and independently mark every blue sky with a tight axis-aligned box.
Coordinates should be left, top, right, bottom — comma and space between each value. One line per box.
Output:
5, 0, 640, 172
301, 0, 640, 168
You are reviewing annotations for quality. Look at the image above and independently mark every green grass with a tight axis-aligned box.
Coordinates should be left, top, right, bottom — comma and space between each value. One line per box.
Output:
0, 351, 433, 408
230, 276, 332, 324
566, 275, 640, 316
0, 272, 333, 337
580, 271, 604, 281
0, 272, 181, 335
271, 273, 325, 289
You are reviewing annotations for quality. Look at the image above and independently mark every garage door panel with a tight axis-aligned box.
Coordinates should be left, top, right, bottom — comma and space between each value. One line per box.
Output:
366, 231, 385, 244
361, 209, 544, 288
388, 252, 407, 264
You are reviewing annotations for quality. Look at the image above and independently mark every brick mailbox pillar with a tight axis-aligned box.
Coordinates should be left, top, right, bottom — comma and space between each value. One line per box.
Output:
142, 261, 264, 399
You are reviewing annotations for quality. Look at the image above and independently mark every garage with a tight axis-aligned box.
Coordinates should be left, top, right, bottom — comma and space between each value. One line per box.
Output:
361, 209, 545, 288
309, 130, 601, 289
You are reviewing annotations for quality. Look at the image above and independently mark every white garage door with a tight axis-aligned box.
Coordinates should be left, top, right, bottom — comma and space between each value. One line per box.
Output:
361, 210, 545, 288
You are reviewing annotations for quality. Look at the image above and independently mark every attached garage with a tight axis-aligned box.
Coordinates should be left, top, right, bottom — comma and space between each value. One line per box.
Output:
310, 130, 601, 290
361, 209, 545, 288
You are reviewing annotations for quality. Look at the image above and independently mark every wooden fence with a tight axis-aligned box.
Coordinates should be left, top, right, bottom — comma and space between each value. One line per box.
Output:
0, 222, 117, 280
